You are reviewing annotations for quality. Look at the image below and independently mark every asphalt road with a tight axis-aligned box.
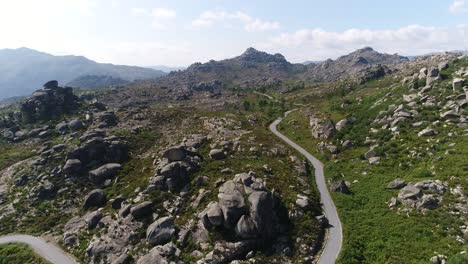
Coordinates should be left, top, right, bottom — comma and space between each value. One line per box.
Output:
270, 111, 343, 264
0, 234, 78, 264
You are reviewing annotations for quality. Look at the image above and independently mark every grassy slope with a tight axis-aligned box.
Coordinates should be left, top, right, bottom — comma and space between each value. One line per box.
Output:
276, 59, 468, 263
0, 243, 50, 264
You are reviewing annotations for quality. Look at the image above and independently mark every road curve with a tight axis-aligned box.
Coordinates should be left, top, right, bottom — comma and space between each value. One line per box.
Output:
269, 110, 343, 264
0, 234, 78, 264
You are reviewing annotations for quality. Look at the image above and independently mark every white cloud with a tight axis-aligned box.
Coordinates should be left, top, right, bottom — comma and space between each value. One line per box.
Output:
131, 8, 147, 15
150, 8, 176, 29
449, 0, 468, 14
191, 10, 280, 32
152, 8, 176, 19
258, 24, 468, 62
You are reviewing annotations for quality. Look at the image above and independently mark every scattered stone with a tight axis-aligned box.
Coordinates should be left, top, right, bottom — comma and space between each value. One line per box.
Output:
330, 180, 350, 194
386, 178, 406, 189
63, 159, 82, 175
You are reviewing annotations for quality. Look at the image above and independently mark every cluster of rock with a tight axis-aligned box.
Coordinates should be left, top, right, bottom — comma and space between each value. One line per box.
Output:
65, 129, 128, 183
148, 145, 202, 192
193, 171, 289, 263
20, 81, 81, 123
309, 116, 336, 139
386, 179, 447, 211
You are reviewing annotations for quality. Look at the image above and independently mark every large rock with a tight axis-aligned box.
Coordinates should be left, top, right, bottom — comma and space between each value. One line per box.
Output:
310, 117, 336, 139
163, 146, 186, 162
335, 117, 354, 131
209, 149, 226, 160
452, 78, 465, 91
85, 210, 103, 229
136, 243, 179, 264
397, 184, 422, 207
83, 189, 107, 208
21, 81, 81, 123
330, 180, 350, 194
63, 159, 82, 175
89, 163, 122, 184
218, 181, 247, 228
418, 127, 436, 137
386, 178, 406, 189
130, 201, 153, 219
146, 216, 176, 245
204, 202, 224, 226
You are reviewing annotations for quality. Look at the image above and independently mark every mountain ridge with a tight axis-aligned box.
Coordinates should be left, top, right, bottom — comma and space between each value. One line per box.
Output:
0, 48, 166, 99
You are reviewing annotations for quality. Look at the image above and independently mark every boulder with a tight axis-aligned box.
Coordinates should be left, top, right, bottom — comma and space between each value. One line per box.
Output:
209, 149, 226, 160
69, 119, 84, 130
89, 163, 122, 184
111, 254, 132, 264
296, 194, 314, 211
453, 78, 464, 91
386, 178, 406, 189
163, 146, 186, 162
56, 122, 69, 134
364, 148, 377, 160
368, 156, 381, 165
146, 216, 176, 245
310, 117, 336, 139
83, 189, 107, 208
111, 195, 127, 209
63, 159, 82, 175
440, 110, 459, 120
418, 127, 436, 137
205, 202, 224, 226
21, 82, 81, 123
398, 184, 422, 206
85, 210, 103, 229
44, 80, 59, 89
130, 201, 153, 219
335, 117, 354, 131
416, 194, 439, 210
342, 140, 353, 148
136, 243, 179, 264
330, 180, 350, 194
218, 181, 246, 228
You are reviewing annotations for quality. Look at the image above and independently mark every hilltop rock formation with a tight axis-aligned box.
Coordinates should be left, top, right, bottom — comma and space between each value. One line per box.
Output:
20, 81, 81, 122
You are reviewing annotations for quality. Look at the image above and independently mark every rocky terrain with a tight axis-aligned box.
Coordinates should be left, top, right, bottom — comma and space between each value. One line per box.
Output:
0, 47, 466, 264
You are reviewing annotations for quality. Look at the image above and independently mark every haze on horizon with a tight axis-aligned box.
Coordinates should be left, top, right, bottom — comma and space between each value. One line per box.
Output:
0, 0, 467, 67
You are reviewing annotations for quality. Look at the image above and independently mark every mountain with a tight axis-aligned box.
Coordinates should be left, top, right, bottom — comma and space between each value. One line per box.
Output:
302, 47, 409, 83
150, 47, 409, 92
66, 75, 129, 89
0, 48, 166, 99
148, 65, 186, 73
154, 47, 307, 91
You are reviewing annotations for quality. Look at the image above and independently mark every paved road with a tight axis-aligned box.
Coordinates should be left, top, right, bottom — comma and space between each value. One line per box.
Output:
0, 234, 78, 264
270, 111, 343, 264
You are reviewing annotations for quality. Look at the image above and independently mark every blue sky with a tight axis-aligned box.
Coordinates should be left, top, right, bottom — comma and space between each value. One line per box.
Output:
0, 0, 467, 66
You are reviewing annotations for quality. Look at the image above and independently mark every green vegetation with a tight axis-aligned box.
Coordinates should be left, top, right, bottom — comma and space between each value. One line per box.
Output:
276, 64, 467, 263
0, 243, 50, 264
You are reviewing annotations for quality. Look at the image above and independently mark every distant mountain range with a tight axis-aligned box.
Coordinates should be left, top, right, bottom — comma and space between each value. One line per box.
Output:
0, 48, 166, 99
148, 65, 186, 73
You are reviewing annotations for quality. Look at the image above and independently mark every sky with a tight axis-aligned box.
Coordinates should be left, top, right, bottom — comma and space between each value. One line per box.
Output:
0, 0, 467, 67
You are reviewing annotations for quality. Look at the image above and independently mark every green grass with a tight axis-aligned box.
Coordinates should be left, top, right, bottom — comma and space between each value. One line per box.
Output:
0, 243, 50, 264
276, 72, 468, 263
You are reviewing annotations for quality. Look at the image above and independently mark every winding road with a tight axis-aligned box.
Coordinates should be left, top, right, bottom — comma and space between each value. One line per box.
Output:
0, 234, 77, 264
270, 110, 343, 264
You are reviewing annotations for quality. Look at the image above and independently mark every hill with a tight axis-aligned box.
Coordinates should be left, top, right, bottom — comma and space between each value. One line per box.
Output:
0, 48, 165, 99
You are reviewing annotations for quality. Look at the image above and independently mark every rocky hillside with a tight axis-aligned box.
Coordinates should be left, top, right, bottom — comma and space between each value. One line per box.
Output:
302, 47, 409, 83
0, 80, 325, 263
0, 48, 165, 99
278, 53, 468, 263
149, 47, 409, 95
154, 47, 307, 92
